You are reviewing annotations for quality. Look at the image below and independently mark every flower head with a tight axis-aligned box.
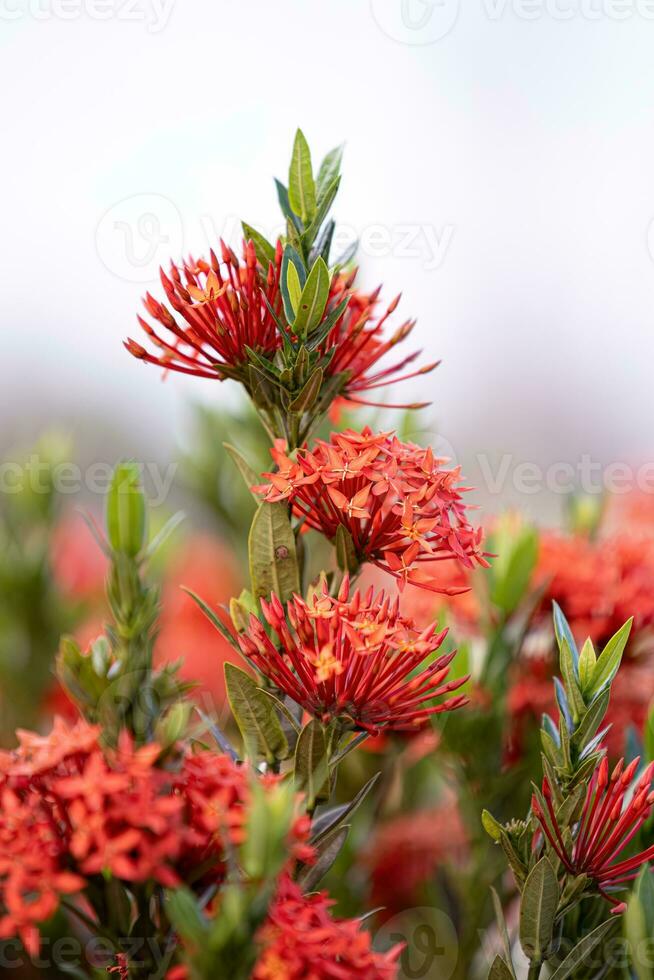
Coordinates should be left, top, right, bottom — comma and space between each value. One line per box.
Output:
320, 275, 437, 409
253, 874, 401, 980
125, 240, 282, 380
238, 578, 469, 733
255, 427, 486, 592
532, 756, 654, 912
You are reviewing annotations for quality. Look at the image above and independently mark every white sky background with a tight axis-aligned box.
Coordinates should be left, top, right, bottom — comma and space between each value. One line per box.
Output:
2, 0, 654, 520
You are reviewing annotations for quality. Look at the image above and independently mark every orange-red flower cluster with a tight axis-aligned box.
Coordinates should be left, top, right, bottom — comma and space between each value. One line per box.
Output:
255, 427, 486, 593
253, 873, 401, 980
534, 531, 654, 654
125, 240, 281, 379
238, 578, 468, 733
320, 274, 436, 409
0, 718, 310, 955
533, 756, 654, 912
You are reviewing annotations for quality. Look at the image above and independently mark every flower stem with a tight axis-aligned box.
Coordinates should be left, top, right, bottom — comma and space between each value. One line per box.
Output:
527, 963, 542, 980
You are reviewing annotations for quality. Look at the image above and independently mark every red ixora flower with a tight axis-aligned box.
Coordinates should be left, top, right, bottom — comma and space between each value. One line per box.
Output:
319, 273, 437, 409
238, 577, 469, 733
532, 756, 654, 913
255, 427, 486, 593
124, 239, 282, 379
253, 873, 401, 980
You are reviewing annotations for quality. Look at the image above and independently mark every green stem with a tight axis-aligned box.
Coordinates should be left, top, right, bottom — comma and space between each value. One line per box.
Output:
527, 963, 542, 980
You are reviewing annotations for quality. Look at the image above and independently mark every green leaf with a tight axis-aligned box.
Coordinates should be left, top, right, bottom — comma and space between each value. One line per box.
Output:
288, 129, 316, 223
488, 956, 514, 980
335, 524, 359, 574
490, 526, 538, 614
295, 719, 329, 810
311, 772, 380, 844
559, 638, 586, 723
242, 222, 276, 268
553, 601, 579, 671
519, 857, 558, 963
223, 442, 261, 501
275, 178, 302, 234
578, 637, 597, 693
297, 824, 348, 890
280, 244, 306, 323
225, 663, 289, 765
571, 688, 609, 751
248, 502, 300, 603
292, 258, 330, 337
165, 888, 207, 946
181, 587, 241, 652
316, 144, 343, 201
288, 368, 323, 415
106, 461, 146, 557
548, 919, 617, 979
482, 809, 503, 842
302, 176, 341, 251
587, 618, 633, 697
490, 886, 515, 974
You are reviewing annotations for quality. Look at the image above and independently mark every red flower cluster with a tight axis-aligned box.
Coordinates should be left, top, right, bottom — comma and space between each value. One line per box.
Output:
320, 274, 436, 409
125, 240, 281, 379
363, 799, 468, 918
533, 756, 654, 912
255, 427, 485, 593
253, 873, 401, 980
0, 718, 309, 955
238, 578, 468, 733
535, 531, 654, 654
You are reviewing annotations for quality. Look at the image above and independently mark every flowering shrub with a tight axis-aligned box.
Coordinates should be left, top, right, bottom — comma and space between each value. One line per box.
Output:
1, 131, 652, 980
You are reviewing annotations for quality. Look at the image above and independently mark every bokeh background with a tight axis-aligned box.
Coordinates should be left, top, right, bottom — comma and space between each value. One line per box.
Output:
3, 0, 654, 523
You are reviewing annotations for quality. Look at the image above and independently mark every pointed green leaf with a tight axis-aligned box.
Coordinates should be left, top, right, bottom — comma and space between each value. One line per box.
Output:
571, 688, 609, 751
519, 857, 558, 963
298, 824, 348, 890
275, 178, 302, 233
316, 144, 343, 200
491, 886, 515, 974
292, 258, 330, 337
288, 129, 316, 223
588, 618, 633, 697
295, 719, 329, 809
181, 588, 241, 652
242, 222, 276, 268
225, 662, 289, 765
488, 956, 514, 980
553, 601, 579, 671
482, 809, 503, 842
288, 368, 323, 414
165, 888, 208, 946
248, 502, 300, 603
578, 637, 597, 693
548, 919, 616, 979
311, 773, 380, 844
223, 442, 260, 501
335, 524, 359, 574
280, 244, 306, 323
